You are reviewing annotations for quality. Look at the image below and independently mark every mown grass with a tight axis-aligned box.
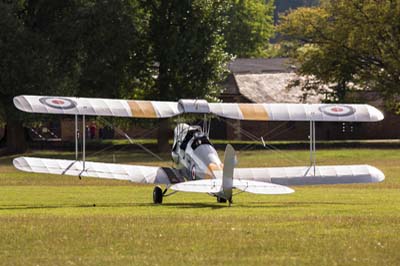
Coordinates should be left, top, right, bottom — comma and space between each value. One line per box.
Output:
0, 148, 399, 265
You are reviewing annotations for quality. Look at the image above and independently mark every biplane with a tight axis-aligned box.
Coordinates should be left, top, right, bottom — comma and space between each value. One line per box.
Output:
13, 96, 385, 205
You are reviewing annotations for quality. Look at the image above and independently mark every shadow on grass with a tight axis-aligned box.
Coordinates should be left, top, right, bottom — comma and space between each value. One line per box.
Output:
238, 201, 369, 208
162, 200, 370, 209
162, 202, 228, 209
0, 202, 227, 210
0, 202, 148, 211
0, 200, 367, 211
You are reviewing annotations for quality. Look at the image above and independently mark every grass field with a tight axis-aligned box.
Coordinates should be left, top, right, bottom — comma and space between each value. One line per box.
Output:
0, 148, 399, 265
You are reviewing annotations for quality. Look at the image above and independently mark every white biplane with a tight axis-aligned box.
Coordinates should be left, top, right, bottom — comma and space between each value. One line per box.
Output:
13, 96, 385, 205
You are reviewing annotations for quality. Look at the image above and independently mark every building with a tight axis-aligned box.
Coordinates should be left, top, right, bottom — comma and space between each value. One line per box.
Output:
216, 58, 399, 141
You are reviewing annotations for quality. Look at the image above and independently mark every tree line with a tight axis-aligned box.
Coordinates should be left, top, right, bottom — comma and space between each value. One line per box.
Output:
0, 0, 274, 153
1, 0, 399, 154
278, 0, 400, 106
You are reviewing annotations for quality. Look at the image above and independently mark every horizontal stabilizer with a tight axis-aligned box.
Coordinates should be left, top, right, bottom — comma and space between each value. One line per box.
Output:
13, 157, 183, 184
233, 180, 294, 194
171, 179, 222, 194
171, 179, 294, 195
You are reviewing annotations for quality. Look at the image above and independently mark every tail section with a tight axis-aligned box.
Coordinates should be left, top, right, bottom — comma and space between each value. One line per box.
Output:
221, 144, 235, 204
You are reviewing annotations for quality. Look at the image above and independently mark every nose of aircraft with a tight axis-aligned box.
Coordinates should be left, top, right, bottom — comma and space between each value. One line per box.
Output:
192, 144, 223, 179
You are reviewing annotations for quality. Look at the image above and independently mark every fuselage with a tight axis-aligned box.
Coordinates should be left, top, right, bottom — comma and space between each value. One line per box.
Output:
171, 123, 223, 180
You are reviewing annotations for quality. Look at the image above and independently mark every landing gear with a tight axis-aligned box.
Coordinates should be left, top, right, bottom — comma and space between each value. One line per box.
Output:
228, 197, 233, 207
217, 196, 232, 206
153, 186, 163, 204
217, 196, 227, 203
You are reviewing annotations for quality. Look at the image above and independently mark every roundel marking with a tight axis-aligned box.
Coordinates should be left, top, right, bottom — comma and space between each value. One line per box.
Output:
191, 164, 196, 180
319, 105, 355, 117
39, 97, 77, 110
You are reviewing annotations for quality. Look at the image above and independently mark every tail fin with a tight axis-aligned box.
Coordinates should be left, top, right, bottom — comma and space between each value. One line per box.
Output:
222, 144, 235, 203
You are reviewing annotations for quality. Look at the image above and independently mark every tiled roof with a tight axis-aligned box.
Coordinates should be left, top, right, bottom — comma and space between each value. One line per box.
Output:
234, 73, 325, 104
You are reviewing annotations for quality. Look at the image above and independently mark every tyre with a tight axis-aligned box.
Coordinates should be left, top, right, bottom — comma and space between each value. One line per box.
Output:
153, 186, 163, 204
217, 196, 227, 203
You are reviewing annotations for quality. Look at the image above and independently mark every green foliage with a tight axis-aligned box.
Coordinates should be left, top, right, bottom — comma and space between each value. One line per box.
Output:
143, 0, 231, 101
278, 0, 400, 106
224, 0, 275, 58
73, 0, 153, 99
0, 0, 234, 114
0, 1, 60, 119
275, 0, 320, 15
0, 0, 155, 152
0, 0, 152, 117
0, 0, 279, 151
0, 0, 277, 110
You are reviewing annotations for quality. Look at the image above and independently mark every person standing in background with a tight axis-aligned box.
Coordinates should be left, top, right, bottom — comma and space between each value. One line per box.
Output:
90, 122, 96, 139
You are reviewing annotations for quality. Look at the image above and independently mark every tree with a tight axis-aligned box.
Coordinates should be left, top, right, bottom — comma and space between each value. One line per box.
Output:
0, 0, 151, 154
224, 0, 275, 57
1, 0, 278, 154
0, 1, 63, 153
143, 0, 231, 151
73, 0, 153, 99
275, 0, 320, 17
278, 0, 400, 107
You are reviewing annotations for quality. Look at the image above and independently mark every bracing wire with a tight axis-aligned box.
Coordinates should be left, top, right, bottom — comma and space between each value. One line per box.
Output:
240, 122, 289, 151
94, 117, 164, 161
85, 119, 159, 158
221, 118, 306, 166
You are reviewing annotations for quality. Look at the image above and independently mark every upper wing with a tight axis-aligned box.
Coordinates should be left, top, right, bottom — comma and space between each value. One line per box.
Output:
232, 164, 385, 186
209, 103, 384, 122
13, 95, 180, 118
13, 157, 184, 184
14, 95, 384, 122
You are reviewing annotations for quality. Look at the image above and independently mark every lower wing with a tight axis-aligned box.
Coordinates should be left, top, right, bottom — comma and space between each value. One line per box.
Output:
13, 157, 184, 184
232, 165, 385, 186
13, 157, 385, 189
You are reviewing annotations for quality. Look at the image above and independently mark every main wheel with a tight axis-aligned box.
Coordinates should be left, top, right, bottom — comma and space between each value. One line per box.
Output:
153, 186, 163, 204
228, 197, 233, 207
217, 196, 227, 203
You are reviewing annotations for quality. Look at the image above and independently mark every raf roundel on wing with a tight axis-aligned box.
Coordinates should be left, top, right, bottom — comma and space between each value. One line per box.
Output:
319, 105, 355, 117
39, 97, 77, 110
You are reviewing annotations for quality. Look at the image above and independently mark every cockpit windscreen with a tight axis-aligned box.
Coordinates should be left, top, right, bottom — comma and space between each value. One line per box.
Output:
191, 136, 213, 150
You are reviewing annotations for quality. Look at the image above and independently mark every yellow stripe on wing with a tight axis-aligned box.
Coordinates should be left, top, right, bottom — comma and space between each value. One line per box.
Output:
128, 100, 157, 118
238, 104, 269, 121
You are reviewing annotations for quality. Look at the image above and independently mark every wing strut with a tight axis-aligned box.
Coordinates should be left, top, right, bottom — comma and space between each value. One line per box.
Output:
75, 114, 78, 160
305, 118, 316, 176
82, 114, 86, 172
73, 114, 86, 179
310, 119, 316, 175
